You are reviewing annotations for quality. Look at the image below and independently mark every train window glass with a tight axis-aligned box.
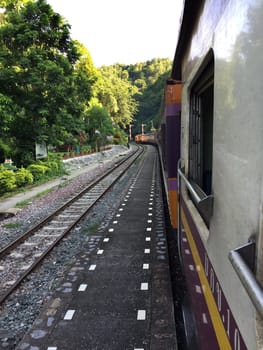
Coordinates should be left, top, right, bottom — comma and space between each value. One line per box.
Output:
188, 57, 214, 225
189, 59, 214, 195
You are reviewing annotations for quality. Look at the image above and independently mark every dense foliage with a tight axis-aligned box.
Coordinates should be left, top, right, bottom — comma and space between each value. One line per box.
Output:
126, 59, 172, 134
0, 0, 172, 195
97, 59, 172, 136
0, 0, 98, 165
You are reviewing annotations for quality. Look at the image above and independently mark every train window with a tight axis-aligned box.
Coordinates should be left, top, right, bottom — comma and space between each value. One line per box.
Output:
188, 57, 214, 224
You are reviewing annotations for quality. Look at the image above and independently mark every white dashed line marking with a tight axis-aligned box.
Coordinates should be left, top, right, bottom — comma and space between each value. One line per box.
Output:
89, 264, 96, 271
113, 221, 118, 224
64, 310, 75, 320
137, 310, 146, 320
202, 313, 208, 324
116, 214, 121, 217
108, 228, 114, 232
97, 250, 104, 255
143, 264, 149, 269
148, 213, 152, 216
140, 283, 149, 290
103, 238, 109, 242
47, 347, 57, 350
119, 208, 124, 211
144, 249, 150, 254
145, 237, 151, 241
78, 284, 87, 292
185, 249, 190, 255
146, 227, 152, 231
147, 220, 152, 223
189, 264, 194, 271
195, 285, 202, 294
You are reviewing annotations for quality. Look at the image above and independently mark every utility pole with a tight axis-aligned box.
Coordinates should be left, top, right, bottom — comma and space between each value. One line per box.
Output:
141, 123, 146, 135
129, 124, 133, 141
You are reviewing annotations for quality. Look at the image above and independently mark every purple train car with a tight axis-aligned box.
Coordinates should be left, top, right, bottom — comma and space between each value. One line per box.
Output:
160, 0, 263, 349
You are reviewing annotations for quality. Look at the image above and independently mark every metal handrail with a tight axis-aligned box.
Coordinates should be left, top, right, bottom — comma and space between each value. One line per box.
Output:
229, 248, 263, 318
178, 167, 202, 204
177, 165, 214, 226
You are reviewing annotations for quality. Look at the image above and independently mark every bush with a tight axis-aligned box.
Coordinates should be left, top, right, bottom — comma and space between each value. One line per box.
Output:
15, 167, 34, 187
27, 164, 49, 181
45, 155, 65, 176
3, 163, 17, 171
46, 161, 59, 175
56, 159, 65, 175
0, 169, 16, 194
37, 157, 65, 176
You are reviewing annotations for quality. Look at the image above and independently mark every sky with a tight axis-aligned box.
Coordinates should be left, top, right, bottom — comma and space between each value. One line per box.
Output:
46, 0, 184, 67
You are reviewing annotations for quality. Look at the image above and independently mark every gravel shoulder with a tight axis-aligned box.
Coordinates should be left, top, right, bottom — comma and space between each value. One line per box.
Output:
0, 145, 130, 213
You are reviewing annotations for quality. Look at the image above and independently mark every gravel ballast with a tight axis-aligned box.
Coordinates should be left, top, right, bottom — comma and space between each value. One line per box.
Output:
0, 145, 137, 350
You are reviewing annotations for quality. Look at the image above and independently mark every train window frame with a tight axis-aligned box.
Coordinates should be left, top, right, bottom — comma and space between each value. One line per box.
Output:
188, 56, 214, 226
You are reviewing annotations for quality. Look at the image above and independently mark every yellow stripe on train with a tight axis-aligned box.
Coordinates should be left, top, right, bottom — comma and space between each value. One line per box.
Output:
181, 208, 232, 350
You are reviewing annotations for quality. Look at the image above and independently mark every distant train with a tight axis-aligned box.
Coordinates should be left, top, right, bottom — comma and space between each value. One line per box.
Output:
134, 132, 157, 144
157, 0, 263, 349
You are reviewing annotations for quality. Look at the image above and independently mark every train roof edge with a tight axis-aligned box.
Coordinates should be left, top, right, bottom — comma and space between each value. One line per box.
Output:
171, 0, 204, 80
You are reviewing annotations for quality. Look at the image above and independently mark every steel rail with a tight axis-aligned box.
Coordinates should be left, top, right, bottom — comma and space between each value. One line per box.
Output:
0, 146, 140, 259
0, 145, 144, 305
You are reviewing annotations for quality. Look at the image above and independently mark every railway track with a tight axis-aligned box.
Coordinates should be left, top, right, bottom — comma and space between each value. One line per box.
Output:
0, 145, 144, 305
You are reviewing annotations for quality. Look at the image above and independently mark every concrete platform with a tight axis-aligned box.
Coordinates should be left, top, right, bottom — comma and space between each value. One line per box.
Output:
16, 146, 177, 350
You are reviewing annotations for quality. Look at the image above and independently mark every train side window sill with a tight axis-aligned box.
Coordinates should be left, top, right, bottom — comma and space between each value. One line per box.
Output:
178, 167, 214, 227
189, 181, 214, 227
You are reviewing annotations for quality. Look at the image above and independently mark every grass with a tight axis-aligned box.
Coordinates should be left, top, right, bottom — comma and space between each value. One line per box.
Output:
0, 177, 53, 200
15, 200, 30, 208
3, 222, 22, 229
34, 188, 53, 198
14, 188, 55, 208
0, 187, 27, 200
86, 222, 100, 234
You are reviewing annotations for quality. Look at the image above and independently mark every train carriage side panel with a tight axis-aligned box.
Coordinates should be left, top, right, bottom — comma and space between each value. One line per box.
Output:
165, 80, 182, 229
169, 0, 263, 349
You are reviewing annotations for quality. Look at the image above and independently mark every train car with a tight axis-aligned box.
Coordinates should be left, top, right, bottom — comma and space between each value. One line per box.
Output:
135, 132, 157, 144
160, 1, 263, 349
134, 134, 142, 143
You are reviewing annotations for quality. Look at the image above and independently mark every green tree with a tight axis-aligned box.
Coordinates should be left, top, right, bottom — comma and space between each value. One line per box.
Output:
0, 93, 15, 161
95, 65, 138, 127
95, 59, 172, 135
85, 105, 114, 151
0, 0, 94, 165
126, 58, 172, 134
